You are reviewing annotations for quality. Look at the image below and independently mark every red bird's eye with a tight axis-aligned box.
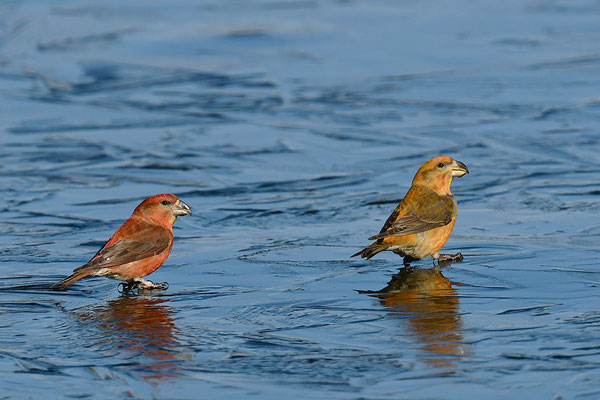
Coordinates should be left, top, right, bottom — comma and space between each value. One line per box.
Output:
162, 200, 170, 205
438, 163, 444, 168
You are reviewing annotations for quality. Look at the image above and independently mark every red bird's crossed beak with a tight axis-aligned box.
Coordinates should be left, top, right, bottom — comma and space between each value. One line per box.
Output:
451, 160, 469, 177
173, 200, 192, 216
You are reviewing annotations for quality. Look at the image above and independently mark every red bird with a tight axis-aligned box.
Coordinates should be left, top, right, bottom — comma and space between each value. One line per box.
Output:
352, 156, 468, 264
51, 194, 191, 291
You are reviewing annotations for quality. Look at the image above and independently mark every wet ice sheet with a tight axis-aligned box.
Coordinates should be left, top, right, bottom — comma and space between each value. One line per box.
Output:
1, 0, 600, 398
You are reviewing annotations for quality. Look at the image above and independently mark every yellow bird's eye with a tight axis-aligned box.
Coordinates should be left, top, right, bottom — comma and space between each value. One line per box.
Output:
438, 162, 445, 168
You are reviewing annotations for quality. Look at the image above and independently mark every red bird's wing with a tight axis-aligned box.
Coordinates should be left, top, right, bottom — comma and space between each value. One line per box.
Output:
369, 186, 456, 240
74, 223, 172, 273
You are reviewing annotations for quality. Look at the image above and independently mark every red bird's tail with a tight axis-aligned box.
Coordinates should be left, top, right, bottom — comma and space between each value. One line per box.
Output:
351, 242, 389, 259
50, 270, 93, 290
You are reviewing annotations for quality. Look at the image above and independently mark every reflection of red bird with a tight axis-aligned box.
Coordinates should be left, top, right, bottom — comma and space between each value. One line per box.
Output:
352, 156, 468, 264
51, 194, 191, 290
75, 296, 181, 383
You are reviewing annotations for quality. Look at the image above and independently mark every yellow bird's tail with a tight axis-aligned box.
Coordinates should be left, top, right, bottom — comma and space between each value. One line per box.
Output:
351, 242, 389, 259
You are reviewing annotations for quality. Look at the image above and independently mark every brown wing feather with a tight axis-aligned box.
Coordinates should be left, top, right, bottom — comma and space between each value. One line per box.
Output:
77, 239, 170, 272
369, 185, 456, 240
74, 224, 172, 274
368, 213, 451, 240
378, 207, 402, 234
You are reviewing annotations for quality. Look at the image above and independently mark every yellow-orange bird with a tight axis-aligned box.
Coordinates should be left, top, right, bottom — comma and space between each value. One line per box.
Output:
352, 156, 468, 264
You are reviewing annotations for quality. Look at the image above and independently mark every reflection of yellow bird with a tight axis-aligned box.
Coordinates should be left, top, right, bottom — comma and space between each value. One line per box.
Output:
75, 296, 181, 383
365, 266, 465, 368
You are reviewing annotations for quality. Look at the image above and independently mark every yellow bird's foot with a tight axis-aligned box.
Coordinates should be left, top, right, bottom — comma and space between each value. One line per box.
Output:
403, 256, 416, 266
437, 252, 463, 264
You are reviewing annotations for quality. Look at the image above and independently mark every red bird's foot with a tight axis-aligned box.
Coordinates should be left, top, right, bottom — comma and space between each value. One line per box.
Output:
436, 252, 463, 264
135, 278, 169, 291
118, 279, 169, 293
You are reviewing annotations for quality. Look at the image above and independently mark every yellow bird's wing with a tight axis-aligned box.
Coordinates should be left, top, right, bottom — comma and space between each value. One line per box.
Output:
369, 185, 456, 240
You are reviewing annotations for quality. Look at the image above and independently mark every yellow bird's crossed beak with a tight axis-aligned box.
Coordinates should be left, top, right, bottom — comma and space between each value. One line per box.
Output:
451, 160, 469, 177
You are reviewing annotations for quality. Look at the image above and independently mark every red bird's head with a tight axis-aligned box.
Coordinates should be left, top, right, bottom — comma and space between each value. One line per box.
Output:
132, 194, 192, 226
412, 156, 469, 195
